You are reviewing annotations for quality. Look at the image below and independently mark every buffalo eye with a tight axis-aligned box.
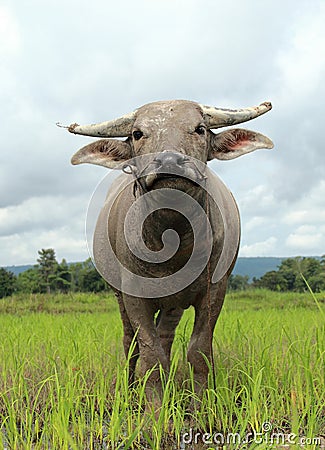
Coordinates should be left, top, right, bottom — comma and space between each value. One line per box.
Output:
195, 125, 206, 135
132, 130, 143, 141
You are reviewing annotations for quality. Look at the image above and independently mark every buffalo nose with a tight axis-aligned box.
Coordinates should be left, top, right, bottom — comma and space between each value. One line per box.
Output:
154, 152, 186, 170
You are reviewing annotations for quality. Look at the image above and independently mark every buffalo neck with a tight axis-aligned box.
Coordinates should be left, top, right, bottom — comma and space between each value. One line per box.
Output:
140, 184, 208, 255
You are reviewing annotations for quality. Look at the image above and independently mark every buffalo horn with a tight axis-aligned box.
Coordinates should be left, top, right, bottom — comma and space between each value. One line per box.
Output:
200, 101, 272, 129
64, 110, 136, 137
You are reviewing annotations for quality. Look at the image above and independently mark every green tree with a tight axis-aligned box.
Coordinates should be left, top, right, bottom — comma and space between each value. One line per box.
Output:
69, 262, 84, 291
55, 259, 71, 293
277, 258, 298, 291
308, 272, 325, 292
37, 248, 59, 294
17, 267, 42, 293
228, 274, 250, 291
253, 270, 286, 291
295, 257, 325, 292
70, 258, 109, 292
255, 257, 325, 292
0, 268, 16, 298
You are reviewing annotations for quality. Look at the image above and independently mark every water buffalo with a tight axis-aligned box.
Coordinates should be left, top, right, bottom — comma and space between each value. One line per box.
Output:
64, 99, 273, 400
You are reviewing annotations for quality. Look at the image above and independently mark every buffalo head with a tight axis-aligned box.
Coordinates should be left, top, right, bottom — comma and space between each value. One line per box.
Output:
68, 100, 273, 192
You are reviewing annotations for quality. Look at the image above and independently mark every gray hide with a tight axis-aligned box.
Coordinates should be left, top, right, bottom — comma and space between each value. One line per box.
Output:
67, 99, 273, 398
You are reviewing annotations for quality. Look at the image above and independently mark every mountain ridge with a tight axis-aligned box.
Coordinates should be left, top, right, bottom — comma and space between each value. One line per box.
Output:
232, 257, 284, 280
4, 257, 320, 280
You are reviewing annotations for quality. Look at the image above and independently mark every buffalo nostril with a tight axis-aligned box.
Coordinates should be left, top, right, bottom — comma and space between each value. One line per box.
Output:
154, 156, 163, 166
154, 152, 186, 169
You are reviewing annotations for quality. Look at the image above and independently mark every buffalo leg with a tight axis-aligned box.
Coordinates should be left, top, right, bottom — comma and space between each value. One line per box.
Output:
122, 295, 169, 387
122, 295, 171, 412
156, 307, 183, 362
116, 292, 139, 384
187, 278, 227, 390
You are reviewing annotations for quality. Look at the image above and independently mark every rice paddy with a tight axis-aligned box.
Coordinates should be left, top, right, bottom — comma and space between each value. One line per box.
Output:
0, 290, 324, 449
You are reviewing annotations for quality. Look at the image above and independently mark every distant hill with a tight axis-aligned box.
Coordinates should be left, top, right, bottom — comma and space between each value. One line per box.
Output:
4, 265, 33, 275
4, 257, 285, 280
3, 257, 321, 281
232, 257, 284, 281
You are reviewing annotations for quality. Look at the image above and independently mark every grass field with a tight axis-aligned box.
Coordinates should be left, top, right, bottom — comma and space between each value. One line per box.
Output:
0, 290, 324, 449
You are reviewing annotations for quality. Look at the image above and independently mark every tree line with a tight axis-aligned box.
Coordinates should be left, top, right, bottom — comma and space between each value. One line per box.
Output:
0, 249, 109, 298
0, 250, 324, 298
228, 256, 325, 292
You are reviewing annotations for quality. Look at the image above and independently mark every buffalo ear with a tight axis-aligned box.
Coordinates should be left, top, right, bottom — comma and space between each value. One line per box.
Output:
208, 128, 274, 160
71, 138, 133, 168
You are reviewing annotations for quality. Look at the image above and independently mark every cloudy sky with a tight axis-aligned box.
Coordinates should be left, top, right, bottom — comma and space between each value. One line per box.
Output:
1, 0, 324, 266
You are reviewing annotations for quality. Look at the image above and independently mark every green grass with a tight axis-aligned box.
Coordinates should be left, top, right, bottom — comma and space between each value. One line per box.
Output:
0, 290, 324, 449
0, 292, 114, 315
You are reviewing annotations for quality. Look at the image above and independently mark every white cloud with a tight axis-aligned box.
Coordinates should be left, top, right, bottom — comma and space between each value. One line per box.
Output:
240, 237, 278, 257
276, 1, 325, 102
1, 0, 324, 265
244, 216, 266, 232
0, 6, 20, 56
283, 210, 312, 225
0, 229, 88, 266
0, 195, 83, 236
0, 194, 91, 265
286, 225, 325, 253
238, 184, 278, 216
283, 209, 325, 226
281, 181, 325, 253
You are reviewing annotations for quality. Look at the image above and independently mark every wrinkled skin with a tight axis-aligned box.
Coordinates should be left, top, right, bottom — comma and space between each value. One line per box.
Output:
94, 170, 232, 386
70, 100, 273, 403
